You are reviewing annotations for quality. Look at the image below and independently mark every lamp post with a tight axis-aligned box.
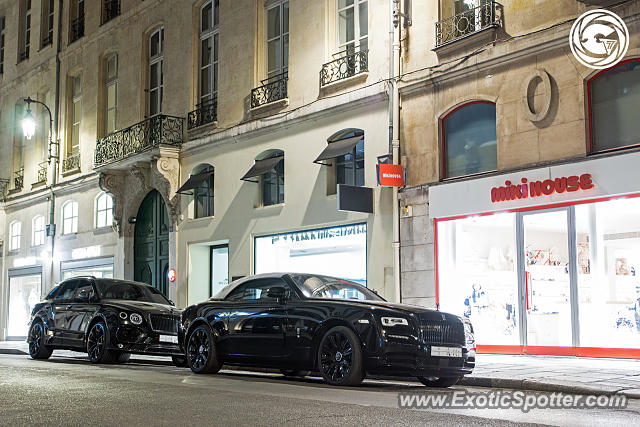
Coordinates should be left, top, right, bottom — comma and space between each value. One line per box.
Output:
22, 97, 58, 164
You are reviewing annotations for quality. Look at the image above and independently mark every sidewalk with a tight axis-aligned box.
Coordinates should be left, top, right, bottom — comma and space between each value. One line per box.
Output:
3, 340, 640, 398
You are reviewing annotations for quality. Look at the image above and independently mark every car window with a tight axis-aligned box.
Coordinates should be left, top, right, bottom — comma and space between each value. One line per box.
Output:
94, 279, 171, 304
225, 279, 292, 302
45, 285, 60, 300
52, 281, 79, 301
73, 280, 96, 301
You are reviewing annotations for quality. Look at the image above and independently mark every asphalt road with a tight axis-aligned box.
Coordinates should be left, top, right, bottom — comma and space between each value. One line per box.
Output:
1, 352, 639, 426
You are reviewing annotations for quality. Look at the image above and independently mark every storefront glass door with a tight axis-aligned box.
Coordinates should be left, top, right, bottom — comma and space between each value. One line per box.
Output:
520, 209, 574, 347
7, 274, 42, 338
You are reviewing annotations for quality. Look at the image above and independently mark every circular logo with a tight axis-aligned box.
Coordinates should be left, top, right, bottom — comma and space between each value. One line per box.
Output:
168, 268, 176, 283
570, 9, 629, 70
129, 313, 143, 325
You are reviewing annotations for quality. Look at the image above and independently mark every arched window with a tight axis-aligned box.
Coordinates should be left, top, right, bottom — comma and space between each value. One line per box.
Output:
442, 101, 497, 179
32, 215, 45, 246
194, 164, 214, 218
61, 200, 79, 234
148, 27, 164, 116
95, 192, 113, 228
589, 59, 640, 153
9, 221, 21, 251
330, 128, 365, 187
260, 150, 284, 206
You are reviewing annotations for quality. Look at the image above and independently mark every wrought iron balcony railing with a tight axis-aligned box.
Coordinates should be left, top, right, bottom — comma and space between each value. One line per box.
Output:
70, 15, 85, 43
103, 0, 121, 24
14, 167, 24, 191
0, 178, 9, 201
36, 162, 48, 184
94, 114, 185, 167
62, 153, 80, 173
251, 72, 288, 109
187, 97, 218, 130
435, 0, 497, 48
320, 50, 368, 87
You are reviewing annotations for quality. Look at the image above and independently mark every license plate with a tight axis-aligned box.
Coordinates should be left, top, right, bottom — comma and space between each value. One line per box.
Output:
159, 335, 178, 344
431, 346, 462, 358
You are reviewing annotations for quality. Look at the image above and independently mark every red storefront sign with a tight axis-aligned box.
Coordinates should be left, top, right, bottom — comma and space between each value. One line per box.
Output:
377, 164, 405, 187
491, 173, 594, 203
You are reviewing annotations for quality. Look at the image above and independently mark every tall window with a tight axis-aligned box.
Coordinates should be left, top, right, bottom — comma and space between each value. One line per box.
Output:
69, 74, 82, 157
9, 221, 21, 251
1, 15, 6, 73
338, 0, 367, 55
20, 0, 32, 60
148, 27, 164, 116
442, 101, 497, 179
335, 130, 365, 187
41, 0, 54, 47
102, 0, 121, 24
261, 151, 285, 206
194, 165, 214, 219
589, 59, 640, 153
32, 215, 45, 246
266, 0, 288, 79
200, 1, 219, 107
105, 54, 118, 135
62, 200, 79, 234
95, 192, 113, 228
70, 0, 85, 43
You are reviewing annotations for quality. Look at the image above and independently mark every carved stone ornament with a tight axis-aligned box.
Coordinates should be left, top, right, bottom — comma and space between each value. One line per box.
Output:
523, 69, 552, 123
98, 172, 126, 234
150, 154, 181, 226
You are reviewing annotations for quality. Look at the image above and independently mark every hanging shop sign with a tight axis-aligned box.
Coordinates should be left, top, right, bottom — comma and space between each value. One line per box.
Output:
377, 164, 405, 187
491, 174, 594, 203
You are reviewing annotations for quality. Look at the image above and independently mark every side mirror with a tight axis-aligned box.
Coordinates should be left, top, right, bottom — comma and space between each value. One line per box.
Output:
77, 289, 92, 301
168, 299, 175, 306
266, 286, 287, 303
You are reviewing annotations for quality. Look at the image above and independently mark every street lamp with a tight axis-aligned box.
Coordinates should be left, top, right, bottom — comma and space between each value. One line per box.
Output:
22, 97, 58, 163
22, 106, 36, 140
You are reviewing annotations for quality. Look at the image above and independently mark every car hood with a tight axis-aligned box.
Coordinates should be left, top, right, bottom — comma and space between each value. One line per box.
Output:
101, 299, 180, 315
310, 299, 463, 323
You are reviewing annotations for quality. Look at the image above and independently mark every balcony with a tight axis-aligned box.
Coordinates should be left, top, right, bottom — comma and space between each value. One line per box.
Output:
435, 0, 498, 49
102, 0, 121, 24
187, 97, 217, 130
0, 178, 8, 201
70, 15, 85, 44
62, 154, 80, 174
250, 72, 288, 110
13, 168, 24, 191
320, 50, 368, 88
94, 115, 185, 168
35, 162, 47, 184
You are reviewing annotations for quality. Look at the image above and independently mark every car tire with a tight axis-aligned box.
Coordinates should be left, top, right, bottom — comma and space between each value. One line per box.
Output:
280, 369, 310, 378
186, 324, 222, 374
115, 352, 131, 363
28, 321, 53, 360
417, 376, 461, 388
87, 321, 117, 364
317, 326, 364, 386
172, 355, 188, 367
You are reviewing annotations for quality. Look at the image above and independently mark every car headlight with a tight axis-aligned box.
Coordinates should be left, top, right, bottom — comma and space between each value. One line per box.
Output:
119, 312, 128, 320
129, 313, 143, 325
381, 317, 409, 327
463, 318, 475, 349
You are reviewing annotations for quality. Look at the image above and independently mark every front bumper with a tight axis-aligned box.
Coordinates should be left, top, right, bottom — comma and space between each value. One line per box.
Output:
109, 325, 183, 356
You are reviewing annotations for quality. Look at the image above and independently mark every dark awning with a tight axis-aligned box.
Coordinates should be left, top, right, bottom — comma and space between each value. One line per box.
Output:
176, 170, 213, 195
313, 135, 363, 165
241, 155, 283, 182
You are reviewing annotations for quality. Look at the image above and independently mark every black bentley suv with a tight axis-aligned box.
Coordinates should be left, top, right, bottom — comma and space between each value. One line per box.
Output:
27, 277, 185, 366
179, 273, 475, 387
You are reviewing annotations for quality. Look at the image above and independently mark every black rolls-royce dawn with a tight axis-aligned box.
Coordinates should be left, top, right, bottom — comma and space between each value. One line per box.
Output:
27, 277, 186, 366
180, 273, 475, 387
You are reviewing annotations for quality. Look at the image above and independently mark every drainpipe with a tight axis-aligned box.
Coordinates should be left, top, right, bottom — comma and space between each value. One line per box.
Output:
391, 0, 401, 303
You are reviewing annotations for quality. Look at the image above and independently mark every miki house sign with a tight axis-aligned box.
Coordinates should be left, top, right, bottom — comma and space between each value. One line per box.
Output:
491, 173, 594, 203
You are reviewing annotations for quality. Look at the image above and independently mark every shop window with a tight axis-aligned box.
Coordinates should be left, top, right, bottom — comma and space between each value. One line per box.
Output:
442, 101, 497, 179
334, 129, 364, 187
32, 215, 45, 246
589, 59, 640, 153
194, 165, 214, 218
148, 27, 164, 117
9, 221, 22, 251
95, 192, 113, 228
8, 274, 41, 337
62, 200, 79, 234
104, 54, 118, 135
261, 151, 285, 206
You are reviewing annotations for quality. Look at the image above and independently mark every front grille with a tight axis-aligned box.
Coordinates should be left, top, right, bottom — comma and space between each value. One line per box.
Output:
149, 314, 178, 334
420, 323, 465, 345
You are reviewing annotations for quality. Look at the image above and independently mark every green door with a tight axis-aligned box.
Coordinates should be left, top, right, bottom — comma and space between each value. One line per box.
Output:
134, 190, 170, 296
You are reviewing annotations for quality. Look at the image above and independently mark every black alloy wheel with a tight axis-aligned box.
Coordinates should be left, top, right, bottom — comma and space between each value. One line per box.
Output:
318, 326, 364, 386
186, 325, 221, 374
28, 322, 52, 360
171, 355, 188, 367
417, 376, 461, 388
87, 322, 116, 363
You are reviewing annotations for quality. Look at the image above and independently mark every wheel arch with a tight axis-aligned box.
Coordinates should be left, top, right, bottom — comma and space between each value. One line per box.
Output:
310, 318, 362, 369
84, 313, 110, 347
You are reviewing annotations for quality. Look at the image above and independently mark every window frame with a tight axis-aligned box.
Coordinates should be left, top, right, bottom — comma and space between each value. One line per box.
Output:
23, 0, 32, 59
1, 15, 6, 73
334, 133, 365, 188
69, 73, 82, 157
95, 192, 114, 229
40, 0, 54, 48
440, 100, 497, 180
260, 154, 285, 207
336, 0, 368, 55
104, 53, 118, 135
61, 200, 79, 235
587, 58, 640, 155
148, 27, 164, 117
194, 165, 214, 219
224, 278, 293, 302
32, 215, 45, 247
9, 221, 21, 251
265, 0, 289, 79
199, 0, 219, 106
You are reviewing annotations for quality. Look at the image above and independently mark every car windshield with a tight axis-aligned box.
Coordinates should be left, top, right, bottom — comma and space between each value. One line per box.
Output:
288, 274, 384, 301
94, 280, 170, 305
